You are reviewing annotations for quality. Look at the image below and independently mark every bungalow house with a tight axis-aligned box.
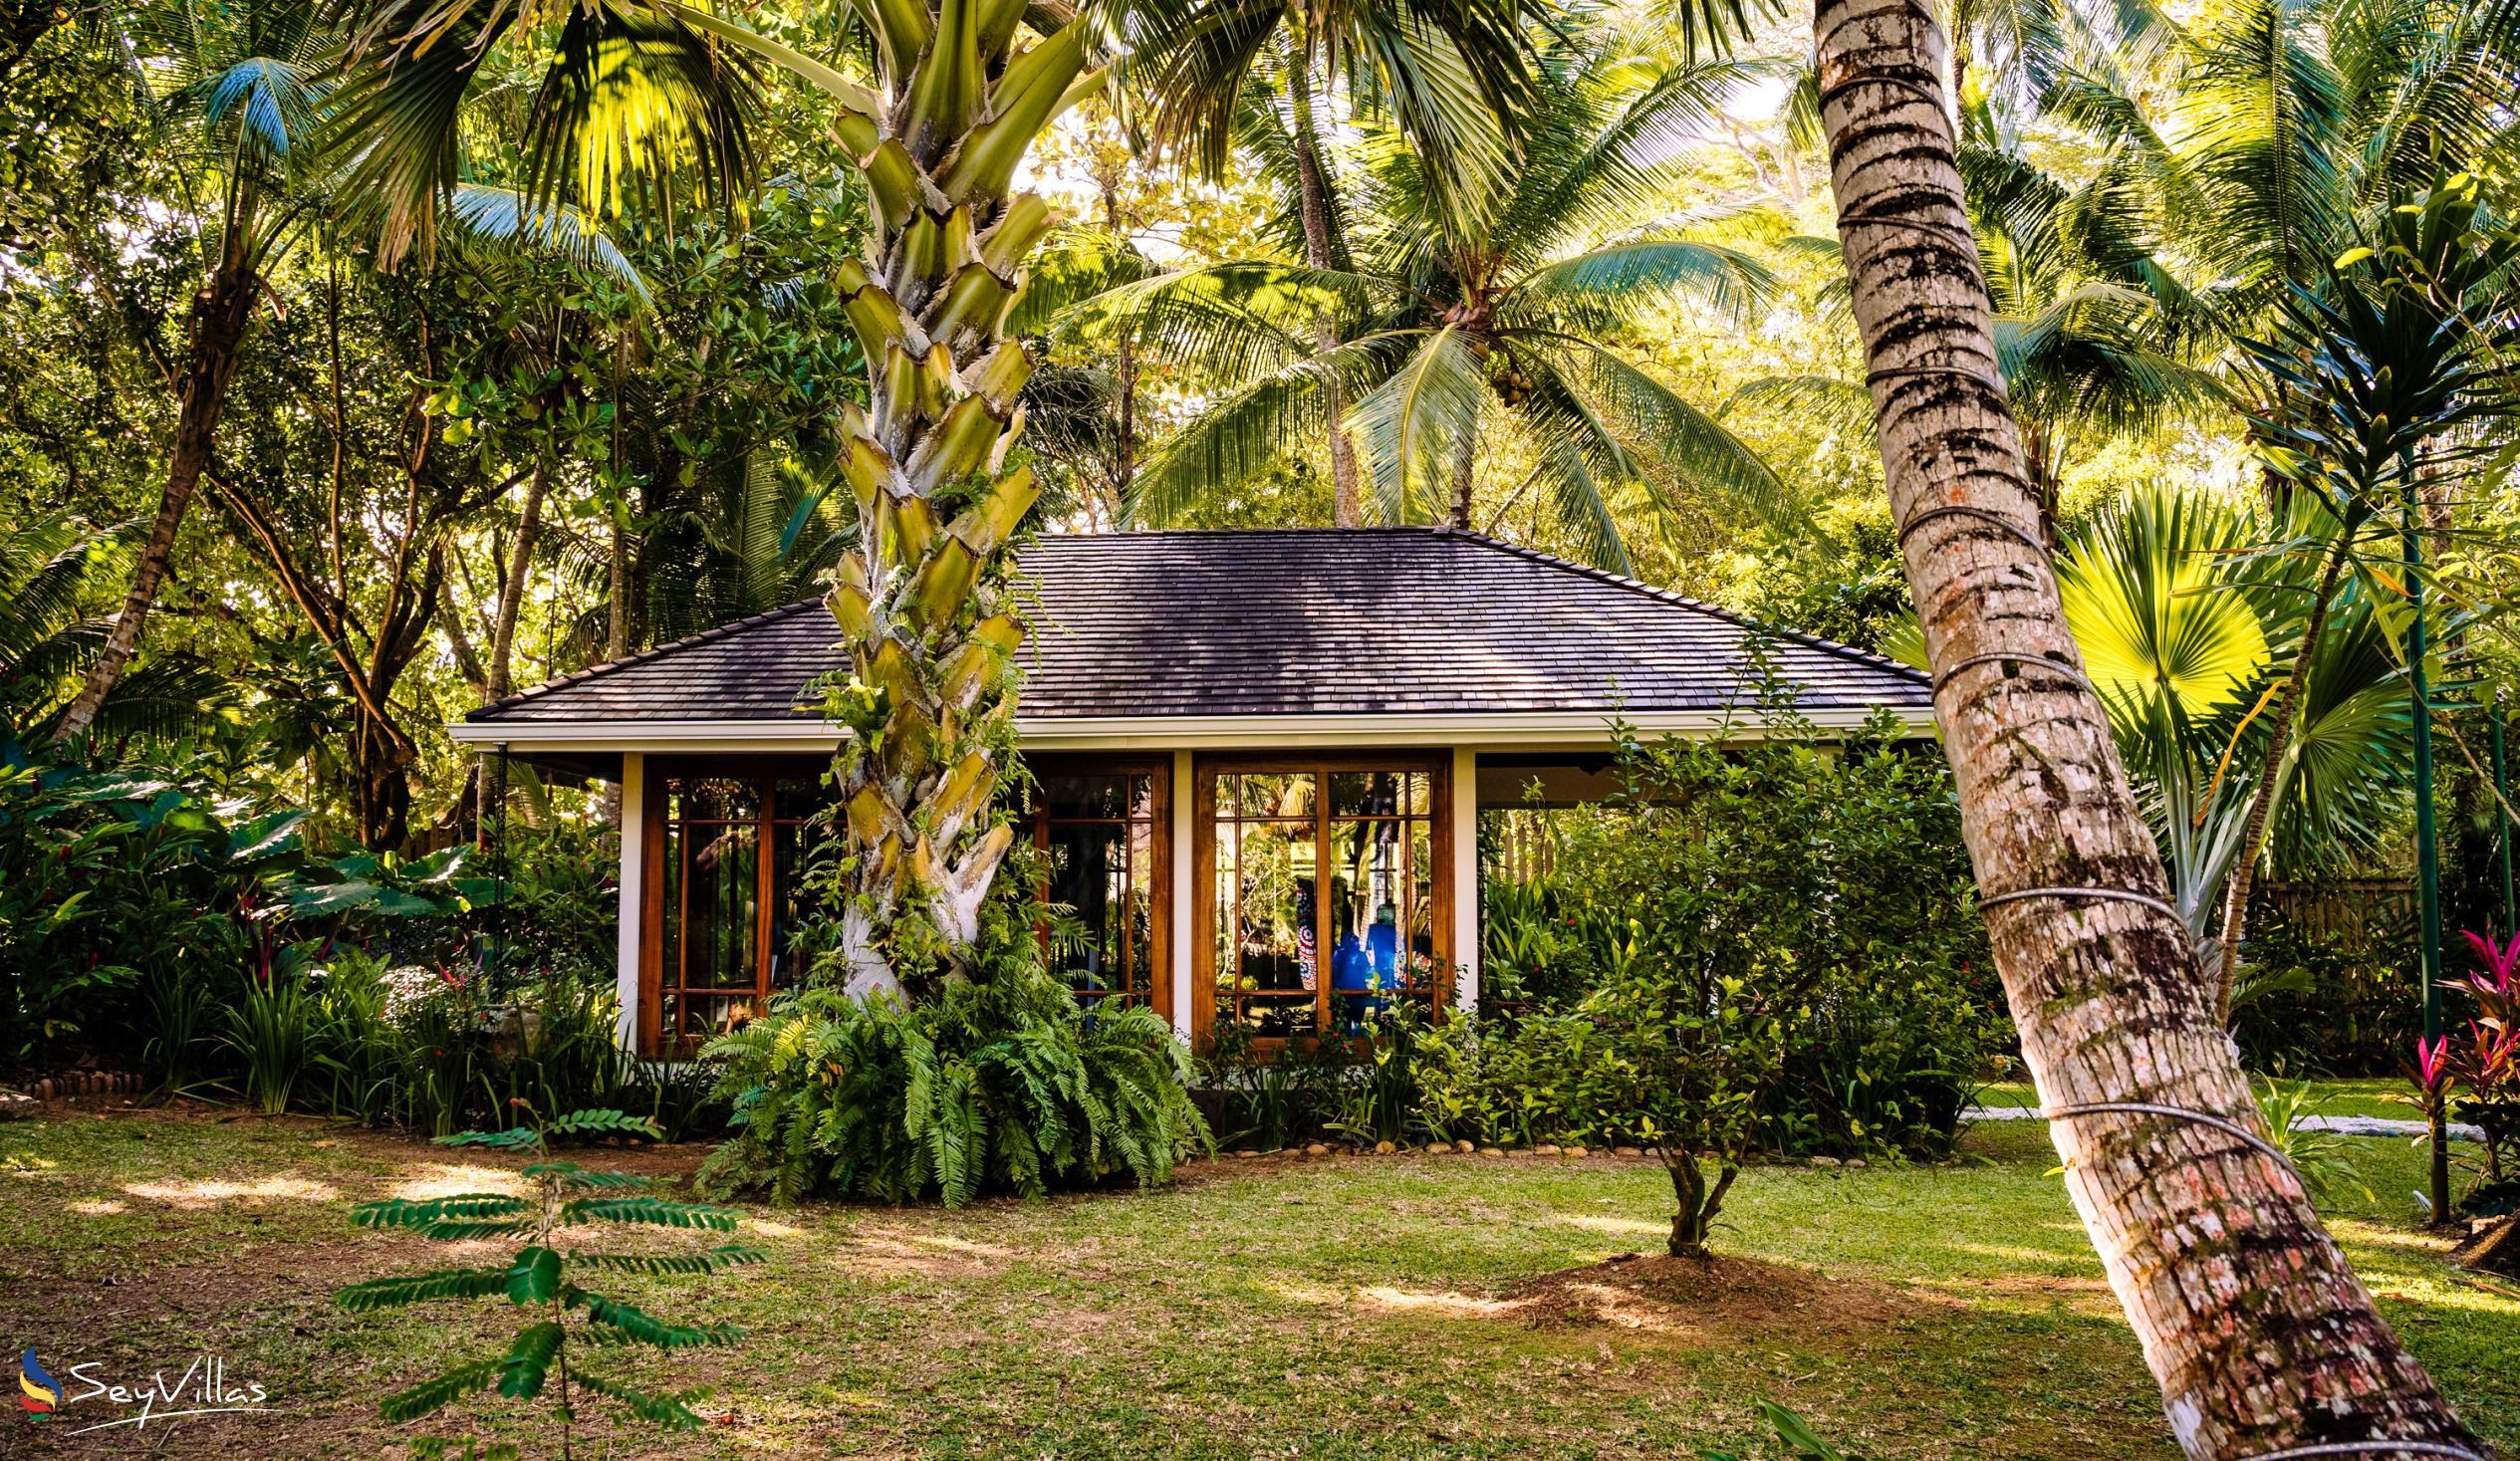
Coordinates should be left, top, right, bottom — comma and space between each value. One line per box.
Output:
448, 528, 1934, 1057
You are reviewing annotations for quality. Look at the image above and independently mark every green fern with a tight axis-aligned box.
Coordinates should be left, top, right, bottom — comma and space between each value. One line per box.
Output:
339, 1108, 759, 1453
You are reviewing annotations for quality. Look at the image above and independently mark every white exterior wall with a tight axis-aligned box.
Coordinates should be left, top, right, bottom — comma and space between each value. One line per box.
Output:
1450, 746, 1479, 1014
1169, 749, 1194, 1040
615, 753, 645, 1053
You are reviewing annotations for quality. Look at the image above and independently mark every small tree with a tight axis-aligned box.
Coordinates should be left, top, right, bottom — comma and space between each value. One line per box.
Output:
1613, 970, 1791, 1258
1561, 686, 1989, 1257
337, 1107, 764, 1455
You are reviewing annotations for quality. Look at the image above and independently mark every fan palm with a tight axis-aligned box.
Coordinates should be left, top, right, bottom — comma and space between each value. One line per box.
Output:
2053, 486, 2411, 960
1092, 40, 1783, 573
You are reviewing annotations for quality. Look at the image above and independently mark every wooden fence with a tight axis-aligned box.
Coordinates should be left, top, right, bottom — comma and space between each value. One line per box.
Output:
2256, 879, 2416, 944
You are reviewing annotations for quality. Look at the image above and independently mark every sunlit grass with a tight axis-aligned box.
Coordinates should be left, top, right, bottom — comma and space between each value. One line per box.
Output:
0, 1111, 2507, 1460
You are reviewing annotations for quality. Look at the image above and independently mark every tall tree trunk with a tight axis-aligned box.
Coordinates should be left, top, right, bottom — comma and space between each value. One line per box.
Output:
55, 261, 258, 743
816, 0, 1096, 1001
1448, 434, 1475, 531
1286, 51, 1362, 529
2213, 535, 2348, 1020
486, 460, 550, 703
1815, 3, 2481, 1455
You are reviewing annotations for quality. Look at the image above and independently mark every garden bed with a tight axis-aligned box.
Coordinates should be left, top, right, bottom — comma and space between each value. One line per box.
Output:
2, 1099, 2513, 1459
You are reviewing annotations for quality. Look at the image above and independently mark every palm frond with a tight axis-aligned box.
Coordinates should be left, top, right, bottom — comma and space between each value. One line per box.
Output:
1511, 236, 1777, 331
521, 3, 761, 238
1553, 338, 1787, 521
1347, 325, 1487, 524
447, 183, 653, 310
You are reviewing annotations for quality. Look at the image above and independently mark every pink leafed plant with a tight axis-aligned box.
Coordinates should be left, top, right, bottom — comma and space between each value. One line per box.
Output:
2461, 929, 2520, 997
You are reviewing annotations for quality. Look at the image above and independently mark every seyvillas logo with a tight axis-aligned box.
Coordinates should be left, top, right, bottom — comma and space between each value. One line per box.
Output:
18, 1350, 62, 1415
16, 1351, 273, 1434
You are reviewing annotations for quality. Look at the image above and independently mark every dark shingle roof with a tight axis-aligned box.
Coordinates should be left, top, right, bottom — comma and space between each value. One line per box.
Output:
467, 528, 1927, 724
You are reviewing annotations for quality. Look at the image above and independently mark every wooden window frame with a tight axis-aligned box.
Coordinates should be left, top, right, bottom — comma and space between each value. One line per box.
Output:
1027, 753, 1173, 1026
1191, 752, 1452, 1053
637, 757, 826, 1057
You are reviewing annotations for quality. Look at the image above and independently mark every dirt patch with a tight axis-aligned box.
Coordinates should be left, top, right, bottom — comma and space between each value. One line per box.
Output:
1498, 1252, 1920, 1337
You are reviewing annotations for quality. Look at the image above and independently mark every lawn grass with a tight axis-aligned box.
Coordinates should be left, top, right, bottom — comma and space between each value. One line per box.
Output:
2, 1103, 2513, 1460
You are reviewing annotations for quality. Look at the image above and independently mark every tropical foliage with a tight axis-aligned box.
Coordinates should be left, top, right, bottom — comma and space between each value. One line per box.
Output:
698, 841, 1207, 1204
338, 1107, 764, 1444
1085, 28, 1784, 572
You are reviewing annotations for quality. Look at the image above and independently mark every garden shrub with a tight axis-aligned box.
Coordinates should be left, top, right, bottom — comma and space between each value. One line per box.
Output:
0, 743, 475, 1072
698, 842, 1206, 1204
1419, 697, 2002, 1170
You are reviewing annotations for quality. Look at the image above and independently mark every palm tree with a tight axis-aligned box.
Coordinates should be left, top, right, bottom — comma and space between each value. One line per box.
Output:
337, 0, 1128, 995
2053, 486, 2412, 966
1130, 0, 1542, 525
1094, 40, 1785, 573
1742, 129, 2224, 547
54, 0, 334, 745
2214, 179, 2519, 1011
1813, 0, 2478, 1449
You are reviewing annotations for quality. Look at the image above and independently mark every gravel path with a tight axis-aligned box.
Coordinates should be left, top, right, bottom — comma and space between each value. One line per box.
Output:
1966, 1105, 2484, 1142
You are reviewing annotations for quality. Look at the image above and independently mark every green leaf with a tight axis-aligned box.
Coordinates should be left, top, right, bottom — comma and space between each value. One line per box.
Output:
436, 1126, 543, 1150
354, 1195, 532, 1230
569, 1287, 742, 1347
380, 1359, 502, 1422
497, 1322, 566, 1399
523, 1160, 653, 1190
571, 1369, 709, 1431
562, 1197, 741, 1231
507, 1246, 563, 1305
567, 1244, 769, 1276
280, 878, 382, 917
544, 1108, 665, 1141
335, 1267, 512, 1312
224, 809, 309, 861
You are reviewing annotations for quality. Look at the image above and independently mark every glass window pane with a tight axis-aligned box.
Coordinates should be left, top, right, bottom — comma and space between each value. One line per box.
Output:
1402, 819, 1437, 995
1048, 820, 1130, 994
1330, 770, 1425, 818
1227, 772, 1313, 821
1043, 773, 1150, 821
673, 778, 758, 824
772, 773, 828, 822
1327, 818, 1406, 998
768, 820, 824, 989
673, 992, 760, 1043
1215, 821, 1318, 1008
681, 821, 758, 992
1239, 994, 1314, 1038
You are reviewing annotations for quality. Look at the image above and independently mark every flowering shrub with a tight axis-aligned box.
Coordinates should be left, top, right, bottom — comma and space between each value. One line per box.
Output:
2419, 930, 2520, 1212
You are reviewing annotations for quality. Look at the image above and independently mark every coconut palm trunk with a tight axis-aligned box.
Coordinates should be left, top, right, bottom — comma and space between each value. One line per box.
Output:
54, 258, 260, 745
1285, 46, 1364, 528
1815, 0, 2480, 1454
801, 0, 1094, 1000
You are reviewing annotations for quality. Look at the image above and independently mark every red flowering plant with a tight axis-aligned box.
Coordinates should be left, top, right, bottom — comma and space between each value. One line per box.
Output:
2420, 932, 2520, 1211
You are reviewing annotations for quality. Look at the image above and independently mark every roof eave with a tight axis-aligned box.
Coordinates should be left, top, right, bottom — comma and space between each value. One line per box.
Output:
446, 705, 1938, 755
